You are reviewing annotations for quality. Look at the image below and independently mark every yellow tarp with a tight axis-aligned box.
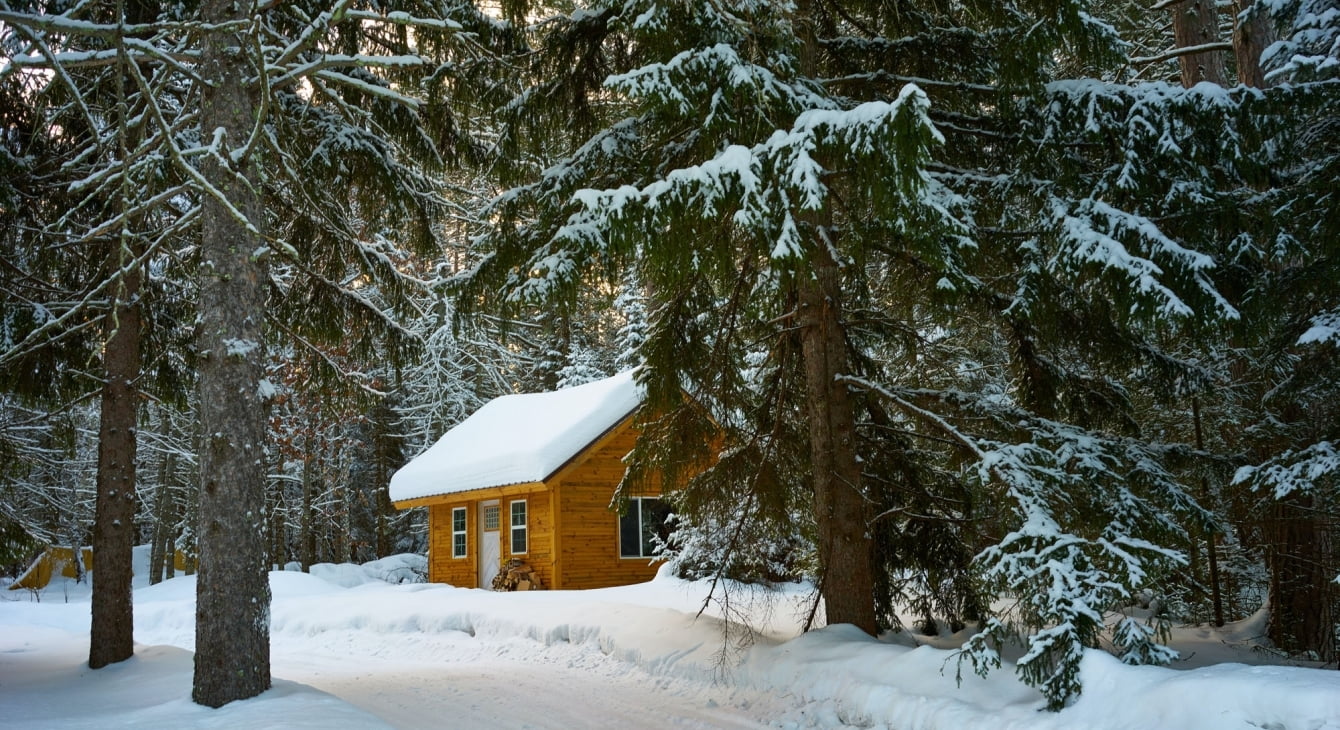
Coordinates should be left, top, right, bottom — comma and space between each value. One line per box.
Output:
9, 546, 93, 590
8, 546, 191, 590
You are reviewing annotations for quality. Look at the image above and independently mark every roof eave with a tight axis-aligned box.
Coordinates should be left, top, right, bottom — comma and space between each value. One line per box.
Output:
391, 480, 548, 509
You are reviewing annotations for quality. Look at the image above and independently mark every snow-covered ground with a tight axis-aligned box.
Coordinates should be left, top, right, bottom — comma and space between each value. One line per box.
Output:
3, 549, 1338, 729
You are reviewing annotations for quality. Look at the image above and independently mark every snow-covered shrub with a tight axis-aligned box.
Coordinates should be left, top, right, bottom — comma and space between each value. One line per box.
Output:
663, 510, 804, 586
958, 423, 1194, 710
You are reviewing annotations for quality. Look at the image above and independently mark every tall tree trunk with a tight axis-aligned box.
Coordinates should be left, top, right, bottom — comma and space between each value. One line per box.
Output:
1232, 0, 1276, 88
193, 0, 271, 706
375, 489, 392, 559
797, 244, 877, 635
1191, 398, 1225, 626
794, 0, 877, 636
149, 452, 176, 585
1265, 493, 1336, 662
301, 453, 315, 572
1169, 0, 1229, 87
89, 260, 141, 669
164, 484, 179, 580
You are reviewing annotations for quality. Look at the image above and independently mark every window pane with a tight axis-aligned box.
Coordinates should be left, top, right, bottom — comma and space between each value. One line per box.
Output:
641, 498, 673, 557
451, 507, 468, 558
483, 505, 500, 531
510, 501, 527, 554
619, 501, 641, 558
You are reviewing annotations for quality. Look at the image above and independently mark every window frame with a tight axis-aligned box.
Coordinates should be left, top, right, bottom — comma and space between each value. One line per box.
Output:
619, 497, 671, 559
451, 506, 468, 559
509, 499, 528, 555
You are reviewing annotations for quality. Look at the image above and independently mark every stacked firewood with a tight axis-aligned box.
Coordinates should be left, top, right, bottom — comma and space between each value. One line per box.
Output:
491, 559, 545, 591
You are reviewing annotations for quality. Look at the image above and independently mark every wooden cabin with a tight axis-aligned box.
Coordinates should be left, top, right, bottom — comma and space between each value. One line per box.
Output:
389, 372, 676, 590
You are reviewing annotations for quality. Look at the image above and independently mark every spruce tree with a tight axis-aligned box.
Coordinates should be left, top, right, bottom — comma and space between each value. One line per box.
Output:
464, 0, 1250, 708
3, 0, 501, 704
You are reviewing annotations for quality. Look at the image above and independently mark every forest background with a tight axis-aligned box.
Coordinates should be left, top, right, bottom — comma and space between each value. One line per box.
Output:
1, 0, 1337, 713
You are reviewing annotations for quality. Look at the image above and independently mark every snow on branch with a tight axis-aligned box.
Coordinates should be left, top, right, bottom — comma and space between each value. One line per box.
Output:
846, 381, 1189, 708
1233, 441, 1340, 499
310, 69, 422, 109
1047, 196, 1238, 320
1299, 309, 1340, 345
606, 43, 832, 115
514, 84, 944, 301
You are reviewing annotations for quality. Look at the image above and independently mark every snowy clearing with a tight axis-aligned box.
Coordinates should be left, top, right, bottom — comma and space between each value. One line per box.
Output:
2, 550, 1338, 729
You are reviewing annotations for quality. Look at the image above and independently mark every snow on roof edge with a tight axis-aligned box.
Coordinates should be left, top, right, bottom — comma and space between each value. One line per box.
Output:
391, 405, 639, 505
389, 371, 645, 504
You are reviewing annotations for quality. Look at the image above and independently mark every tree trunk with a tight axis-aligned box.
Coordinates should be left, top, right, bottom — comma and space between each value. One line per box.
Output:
1265, 493, 1336, 662
1232, 0, 1276, 88
1169, 0, 1229, 87
793, 0, 877, 636
89, 260, 141, 669
797, 245, 877, 635
1191, 398, 1225, 626
301, 453, 315, 572
193, 0, 271, 706
375, 489, 392, 559
149, 452, 175, 585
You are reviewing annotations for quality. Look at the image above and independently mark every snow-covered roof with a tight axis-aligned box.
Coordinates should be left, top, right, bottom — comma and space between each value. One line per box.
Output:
389, 371, 644, 503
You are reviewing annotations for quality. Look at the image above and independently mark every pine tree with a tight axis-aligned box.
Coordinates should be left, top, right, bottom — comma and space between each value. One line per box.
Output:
1219, 0, 1340, 661
3, 0, 503, 704
463, 0, 1253, 708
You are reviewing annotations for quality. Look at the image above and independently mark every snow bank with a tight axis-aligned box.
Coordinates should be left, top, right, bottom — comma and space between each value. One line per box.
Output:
0, 634, 387, 729
301, 554, 427, 588
4, 554, 1338, 729
255, 570, 1340, 730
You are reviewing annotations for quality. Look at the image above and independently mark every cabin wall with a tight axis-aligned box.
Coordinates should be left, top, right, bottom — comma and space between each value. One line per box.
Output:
427, 487, 556, 590
502, 489, 555, 590
427, 501, 477, 588
556, 426, 664, 590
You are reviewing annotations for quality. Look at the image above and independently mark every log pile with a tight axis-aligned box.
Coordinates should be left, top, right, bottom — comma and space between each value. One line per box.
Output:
491, 559, 545, 591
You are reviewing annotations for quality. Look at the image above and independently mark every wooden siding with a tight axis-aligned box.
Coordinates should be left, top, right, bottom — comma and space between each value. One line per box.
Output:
501, 490, 556, 590
427, 487, 555, 590
427, 501, 477, 588
554, 424, 664, 590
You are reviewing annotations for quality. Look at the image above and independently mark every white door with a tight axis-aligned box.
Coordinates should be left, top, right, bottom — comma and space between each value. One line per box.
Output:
478, 501, 501, 589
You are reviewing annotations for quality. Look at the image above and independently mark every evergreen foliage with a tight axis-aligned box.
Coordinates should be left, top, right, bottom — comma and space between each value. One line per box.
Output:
0, 0, 1336, 712
454, 0, 1339, 708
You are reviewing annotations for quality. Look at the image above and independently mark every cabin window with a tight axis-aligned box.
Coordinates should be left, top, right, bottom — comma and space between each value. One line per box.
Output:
510, 500, 527, 554
483, 504, 500, 531
620, 497, 673, 559
451, 507, 467, 559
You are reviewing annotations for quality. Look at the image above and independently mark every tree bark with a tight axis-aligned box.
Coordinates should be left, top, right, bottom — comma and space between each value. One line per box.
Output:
797, 243, 878, 636
1265, 493, 1336, 662
193, 0, 271, 707
793, 0, 877, 637
149, 452, 175, 585
1232, 0, 1276, 88
1191, 398, 1225, 627
89, 260, 141, 669
1169, 0, 1229, 87
301, 453, 315, 572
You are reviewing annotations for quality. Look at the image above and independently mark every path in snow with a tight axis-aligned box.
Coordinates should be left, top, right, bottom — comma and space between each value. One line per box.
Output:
270, 628, 788, 729
282, 655, 778, 728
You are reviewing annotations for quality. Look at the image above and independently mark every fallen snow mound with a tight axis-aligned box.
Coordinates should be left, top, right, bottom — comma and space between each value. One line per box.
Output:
3, 554, 1338, 730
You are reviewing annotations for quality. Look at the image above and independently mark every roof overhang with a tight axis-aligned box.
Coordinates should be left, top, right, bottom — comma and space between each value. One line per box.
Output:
392, 481, 547, 509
